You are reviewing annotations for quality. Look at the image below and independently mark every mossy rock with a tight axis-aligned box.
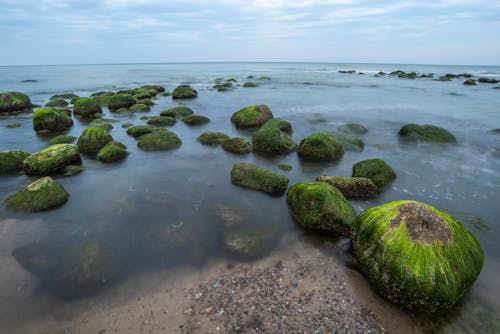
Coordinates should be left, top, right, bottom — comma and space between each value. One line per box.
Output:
45, 98, 69, 108
88, 121, 113, 132
147, 116, 176, 126
243, 82, 258, 88
97, 141, 128, 163
297, 132, 344, 162
33, 107, 73, 132
399, 123, 457, 143
214, 203, 245, 227
0, 149, 30, 173
352, 158, 397, 189
463, 79, 477, 85
108, 94, 136, 112
48, 135, 76, 146
50, 93, 79, 101
351, 200, 484, 312
91, 91, 115, 98
231, 104, 274, 128
213, 82, 234, 91
172, 85, 198, 99
121, 122, 134, 128
137, 129, 182, 151
182, 114, 210, 125
6, 123, 21, 128
23, 144, 81, 176
129, 103, 150, 112
0, 91, 32, 113
222, 137, 252, 154
260, 118, 293, 134
160, 106, 193, 118
252, 127, 297, 154
137, 98, 154, 106
77, 127, 113, 155
126, 125, 156, 138
316, 175, 379, 199
4, 177, 69, 212
277, 163, 292, 171
329, 131, 364, 152
141, 84, 165, 93
231, 162, 289, 195
90, 91, 115, 106
161, 91, 172, 96
223, 229, 275, 260
197, 131, 229, 146
73, 98, 102, 118
286, 181, 356, 235
338, 123, 368, 135
132, 92, 150, 100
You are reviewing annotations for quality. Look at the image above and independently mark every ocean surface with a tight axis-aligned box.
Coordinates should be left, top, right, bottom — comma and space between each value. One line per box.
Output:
0, 62, 499, 333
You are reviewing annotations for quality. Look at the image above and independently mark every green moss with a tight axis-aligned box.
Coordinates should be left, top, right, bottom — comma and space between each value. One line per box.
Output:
213, 82, 234, 91
297, 132, 344, 162
129, 103, 150, 112
121, 122, 134, 128
243, 82, 259, 87
329, 131, 364, 152
160, 106, 193, 118
90, 91, 115, 106
73, 98, 102, 117
4, 176, 69, 212
352, 158, 397, 189
0, 91, 32, 113
32, 107, 73, 132
141, 84, 165, 93
316, 175, 379, 199
6, 123, 21, 128
231, 104, 274, 128
259, 76, 271, 80
147, 116, 176, 126
223, 229, 275, 259
399, 123, 457, 143
97, 141, 128, 163
231, 162, 289, 195
77, 127, 113, 155
286, 181, 356, 235
137, 98, 154, 106
137, 129, 182, 151
50, 93, 79, 101
108, 94, 136, 112
182, 114, 210, 125
0, 149, 30, 173
23, 144, 81, 176
197, 131, 229, 146
260, 118, 293, 134
45, 98, 69, 108
277, 163, 292, 171
126, 125, 156, 138
48, 135, 76, 146
222, 137, 252, 154
252, 127, 297, 154
338, 123, 368, 135
351, 200, 484, 312
172, 85, 198, 99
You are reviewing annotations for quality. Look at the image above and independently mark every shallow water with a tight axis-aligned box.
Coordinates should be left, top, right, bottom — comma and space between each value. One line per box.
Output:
1, 62, 499, 333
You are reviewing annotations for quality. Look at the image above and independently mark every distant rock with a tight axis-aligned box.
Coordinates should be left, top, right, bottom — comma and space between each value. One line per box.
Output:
160, 106, 193, 118
126, 125, 156, 138
260, 118, 293, 134
182, 114, 210, 125
252, 127, 297, 154
172, 85, 198, 99
108, 94, 136, 112
45, 98, 69, 108
147, 116, 176, 126
463, 79, 477, 86
478, 77, 498, 84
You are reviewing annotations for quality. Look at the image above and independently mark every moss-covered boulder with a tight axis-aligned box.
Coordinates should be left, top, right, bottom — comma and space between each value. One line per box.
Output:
243, 82, 258, 88
4, 177, 69, 212
91, 91, 115, 106
132, 92, 150, 101
223, 229, 275, 260
231, 104, 273, 128
213, 82, 234, 91
352, 158, 396, 189
141, 84, 165, 93
338, 123, 368, 134
172, 85, 198, 99
222, 137, 252, 154
286, 181, 356, 235
330, 131, 364, 152
399, 123, 457, 143
197, 131, 230, 146
126, 125, 156, 138
73, 98, 102, 118
160, 106, 193, 118
45, 98, 69, 108
231, 162, 289, 195
50, 93, 79, 101
0, 149, 30, 173
137, 129, 182, 151
0, 91, 32, 113
129, 103, 150, 112
108, 94, 136, 112
96, 141, 127, 163
23, 144, 81, 176
260, 118, 293, 134
297, 132, 344, 162
33, 107, 73, 132
351, 200, 484, 312
182, 114, 210, 125
252, 127, 297, 154
316, 175, 379, 199
77, 127, 113, 155
147, 116, 176, 126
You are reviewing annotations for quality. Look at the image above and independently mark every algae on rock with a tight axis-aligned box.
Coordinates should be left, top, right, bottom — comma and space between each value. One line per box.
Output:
231, 162, 289, 195
5, 177, 69, 212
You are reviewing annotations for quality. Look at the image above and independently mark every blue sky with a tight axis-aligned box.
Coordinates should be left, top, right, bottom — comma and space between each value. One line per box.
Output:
0, 0, 499, 66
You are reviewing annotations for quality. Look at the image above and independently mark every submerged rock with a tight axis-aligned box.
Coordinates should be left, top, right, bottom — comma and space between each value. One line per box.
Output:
243, 82, 259, 88
214, 203, 244, 227
351, 200, 484, 312
45, 98, 68, 108
231, 162, 289, 195
0, 149, 30, 173
197, 131, 229, 146
129, 103, 150, 112
297, 132, 344, 162
352, 158, 396, 189
172, 85, 198, 99
147, 116, 176, 126
260, 118, 293, 134
182, 114, 210, 125
231, 104, 273, 129
50, 93, 79, 101
0, 91, 32, 113
137, 129, 182, 151
252, 127, 297, 154
6, 123, 21, 128
316, 175, 379, 199
23, 144, 81, 176
126, 125, 156, 138
463, 79, 477, 86
32, 107, 73, 132
73, 97, 102, 118
399, 123, 457, 143
160, 106, 193, 118
223, 229, 276, 260
338, 123, 368, 135
96, 141, 128, 163
12, 242, 55, 276
329, 131, 364, 152
4, 176, 69, 212
108, 94, 136, 112
222, 137, 252, 154
77, 127, 113, 155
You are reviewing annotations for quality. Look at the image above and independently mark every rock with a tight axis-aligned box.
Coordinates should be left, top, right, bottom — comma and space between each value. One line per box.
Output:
297, 132, 344, 162
160, 106, 193, 118
352, 158, 396, 189
129, 103, 150, 112
32, 107, 73, 132
172, 85, 198, 99
48, 135, 76, 146
23, 144, 81, 176
182, 114, 210, 125
77, 127, 113, 155
222, 137, 252, 154
121, 122, 134, 128
97, 141, 128, 163
108, 94, 136, 112
50, 93, 79, 101
132, 92, 150, 100
243, 82, 259, 87
126, 125, 156, 138
252, 127, 297, 154
141, 84, 165, 93
259, 76, 271, 80
231, 162, 289, 195
214, 203, 244, 227
316, 175, 379, 199
4, 177, 69, 212
286, 181, 356, 234
351, 200, 484, 312
213, 82, 234, 91
6, 123, 21, 128
161, 91, 172, 96
147, 116, 176, 126
339, 70, 356, 74
223, 229, 275, 259
0, 149, 30, 173
0, 91, 32, 113
478, 77, 498, 84
91, 91, 116, 106
329, 131, 364, 152
463, 79, 477, 86
197, 132, 229, 146
137, 129, 182, 151
338, 123, 368, 135
277, 163, 292, 171
45, 98, 69, 108
399, 123, 457, 143
260, 118, 293, 134
231, 104, 273, 128
60, 164, 84, 176
89, 119, 113, 132
73, 98, 102, 118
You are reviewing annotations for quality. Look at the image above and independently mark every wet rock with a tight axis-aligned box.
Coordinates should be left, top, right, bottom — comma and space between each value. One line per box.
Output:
222, 137, 252, 154
45, 98, 69, 108
223, 229, 275, 260
160, 106, 193, 118
141, 84, 165, 94
197, 131, 229, 146
243, 82, 258, 87
32, 107, 73, 132
463, 79, 477, 86
108, 94, 136, 112
50, 93, 79, 102
182, 114, 210, 125
129, 103, 150, 112
147, 116, 176, 126
260, 118, 293, 134
493, 147, 500, 158
231, 162, 289, 195
73, 97, 102, 118
252, 127, 297, 154
23, 144, 81, 176
96, 141, 128, 163
137, 128, 182, 151
399, 123, 457, 143
89, 120, 113, 132
352, 158, 396, 189
126, 125, 156, 138
478, 77, 498, 84
132, 92, 151, 101
173, 85, 198, 99
91, 91, 116, 106
77, 127, 113, 155
0, 149, 30, 173
0, 91, 32, 113
231, 104, 273, 129
316, 175, 379, 199
297, 132, 344, 162
337, 123, 368, 135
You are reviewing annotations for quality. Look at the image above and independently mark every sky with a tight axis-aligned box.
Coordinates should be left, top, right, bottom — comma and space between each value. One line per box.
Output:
0, 0, 499, 66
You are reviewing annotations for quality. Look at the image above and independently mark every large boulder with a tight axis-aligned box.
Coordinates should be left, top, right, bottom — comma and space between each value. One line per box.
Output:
286, 181, 356, 235
316, 175, 379, 199
197, 131, 229, 146
230, 162, 289, 195
222, 137, 252, 154
23, 144, 81, 176
0, 91, 32, 113
32, 107, 73, 132
160, 106, 193, 118
399, 123, 457, 143
352, 158, 397, 189
4, 177, 69, 212
351, 200, 484, 312
137, 129, 182, 151
231, 104, 273, 128
252, 127, 297, 154
172, 85, 198, 99
297, 132, 344, 162
260, 118, 293, 134
96, 141, 128, 163
0, 149, 30, 173
73, 98, 102, 118
77, 127, 113, 155
108, 94, 136, 112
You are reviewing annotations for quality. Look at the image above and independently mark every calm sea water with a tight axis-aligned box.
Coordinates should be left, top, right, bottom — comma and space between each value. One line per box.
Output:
0, 62, 499, 333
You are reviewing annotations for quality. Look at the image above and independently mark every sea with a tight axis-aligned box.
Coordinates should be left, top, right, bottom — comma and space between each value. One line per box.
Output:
0, 62, 499, 333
